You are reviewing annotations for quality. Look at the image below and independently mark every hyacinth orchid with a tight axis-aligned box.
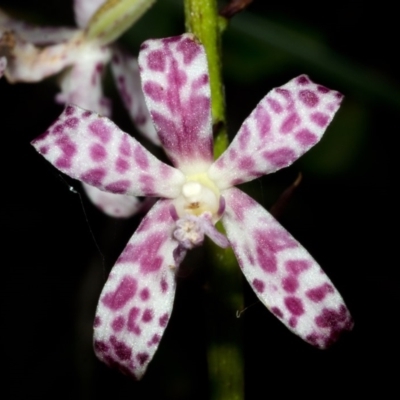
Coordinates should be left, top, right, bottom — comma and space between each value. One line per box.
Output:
0, 0, 158, 217
31, 33, 353, 379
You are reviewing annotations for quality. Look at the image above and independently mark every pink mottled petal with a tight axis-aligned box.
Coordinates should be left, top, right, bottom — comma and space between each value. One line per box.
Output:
93, 199, 183, 379
0, 9, 77, 44
56, 44, 112, 117
139, 34, 213, 173
83, 183, 154, 218
209, 75, 343, 189
222, 187, 353, 348
74, 0, 106, 28
0, 30, 82, 83
31, 104, 185, 198
111, 47, 159, 145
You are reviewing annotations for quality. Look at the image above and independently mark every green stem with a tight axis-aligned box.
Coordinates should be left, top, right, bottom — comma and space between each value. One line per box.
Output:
184, 1, 244, 399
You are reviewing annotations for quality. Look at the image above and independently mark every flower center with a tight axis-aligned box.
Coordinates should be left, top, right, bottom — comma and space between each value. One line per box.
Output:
173, 172, 222, 223
170, 172, 229, 252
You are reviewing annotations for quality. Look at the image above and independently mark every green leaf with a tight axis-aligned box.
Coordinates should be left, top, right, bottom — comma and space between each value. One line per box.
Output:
86, 0, 156, 45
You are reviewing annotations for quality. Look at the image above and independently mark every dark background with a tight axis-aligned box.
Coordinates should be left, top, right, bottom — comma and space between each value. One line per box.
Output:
1, 0, 398, 398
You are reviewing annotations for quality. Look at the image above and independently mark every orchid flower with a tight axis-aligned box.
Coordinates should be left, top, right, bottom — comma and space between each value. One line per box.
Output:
31, 33, 353, 379
0, 0, 157, 217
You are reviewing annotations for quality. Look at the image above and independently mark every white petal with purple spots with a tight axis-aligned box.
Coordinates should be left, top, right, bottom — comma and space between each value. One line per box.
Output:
222, 187, 353, 348
209, 75, 343, 189
139, 34, 213, 173
31, 105, 185, 198
93, 199, 182, 379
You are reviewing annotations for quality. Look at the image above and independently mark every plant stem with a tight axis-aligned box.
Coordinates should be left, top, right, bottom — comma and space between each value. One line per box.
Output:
184, 1, 244, 399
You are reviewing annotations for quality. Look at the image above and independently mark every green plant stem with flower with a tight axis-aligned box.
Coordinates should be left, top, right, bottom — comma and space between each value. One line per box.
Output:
184, 1, 244, 399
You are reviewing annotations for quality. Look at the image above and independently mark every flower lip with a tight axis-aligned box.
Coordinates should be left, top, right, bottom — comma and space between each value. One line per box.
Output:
173, 172, 222, 222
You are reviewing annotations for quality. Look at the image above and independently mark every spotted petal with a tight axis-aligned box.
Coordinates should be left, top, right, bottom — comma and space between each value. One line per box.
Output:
55, 42, 112, 117
139, 34, 213, 174
222, 187, 353, 348
31, 104, 185, 198
74, 0, 106, 28
0, 30, 82, 83
111, 47, 159, 145
93, 199, 183, 379
209, 75, 343, 189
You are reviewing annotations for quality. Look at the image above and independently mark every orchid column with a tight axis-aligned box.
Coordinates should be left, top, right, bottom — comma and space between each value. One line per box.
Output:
184, 1, 245, 399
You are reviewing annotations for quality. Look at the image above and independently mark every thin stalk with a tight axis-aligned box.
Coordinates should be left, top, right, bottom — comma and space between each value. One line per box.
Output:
184, 1, 244, 399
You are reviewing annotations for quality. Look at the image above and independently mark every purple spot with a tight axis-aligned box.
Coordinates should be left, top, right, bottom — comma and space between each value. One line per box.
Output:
127, 307, 141, 335
143, 81, 164, 102
139, 175, 155, 194
264, 147, 296, 168
137, 352, 149, 366
89, 119, 111, 143
65, 117, 79, 128
39, 145, 48, 154
255, 105, 271, 137
148, 334, 160, 346
65, 105, 75, 115
317, 85, 329, 93
53, 124, 64, 134
238, 156, 254, 170
284, 296, 304, 316
280, 113, 301, 134
289, 317, 298, 328
296, 129, 318, 146
306, 283, 334, 303
282, 276, 299, 293
256, 243, 277, 273
82, 110, 92, 118
55, 136, 77, 169
253, 279, 265, 293
285, 260, 310, 275
271, 306, 283, 318
159, 313, 169, 327
296, 76, 310, 85
81, 168, 106, 186
102, 276, 138, 310
90, 143, 107, 161
142, 309, 153, 323
238, 124, 251, 151
140, 288, 150, 301
311, 112, 329, 127
134, 146, 149, 169
93, 316, 101, 327
276, 88, 291, 100
299, 90, 319, 107
94, 340, 109, 354
267, 98, 283, 114
116, 157, 130, 173
306, 333, 319, 345
147, 50, 165, 71
315, 305, 350, 330
105, 180, 131, 194
119, 135, 132, 157
177, 37, 201, 64
160, 278, 168, 293
112, 316, 125, 332
110, 336, 132, 361
192, 74, 208, 90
